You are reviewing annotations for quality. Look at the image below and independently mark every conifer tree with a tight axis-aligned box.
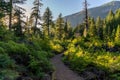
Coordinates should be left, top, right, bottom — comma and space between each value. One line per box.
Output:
96, 17, 101, 30
0, 0, 9, 18
0, 3, 4, 19
8, 0, 27, 30
68, 27, 74, 39
96, 16, 103, 39
50, 22, 55, 38
63, 20, 72, 39
13, 5, 26, 37
89, 18, 97, 37
31, 0, 43, 34
114, 9, 120, 30
112, 29, 115, 41
43, 7, 52, 37
64, 20, 68, 34
9, 0, 12, 30
55, 13, 64, 40
105, 10, 114, 37
83, 0, 89, 37
115, 25, 120, 42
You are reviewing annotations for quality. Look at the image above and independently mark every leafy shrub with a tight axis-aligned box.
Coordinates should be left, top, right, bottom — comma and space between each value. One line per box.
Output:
107, 41, 115, 48
0, 27, 15, 41
0, 53, 15, 68
50, 40, 64, 53
0, 41, 31, 66
28, 58, 45, 77
28, 55, 53, 78
0, 47, 5, 54
64, 38, 120, 79
0, 34, 55, 79
30, 38, 52, 52
0, 41, 30, 55
0, 69, 18, 80
110, 73, 120, 80
6, 41, 30, 55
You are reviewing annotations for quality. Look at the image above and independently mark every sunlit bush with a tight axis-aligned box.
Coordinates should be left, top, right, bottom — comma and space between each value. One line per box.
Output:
107, 41, 115, 48
64, 38, 120, 80
50, 40, 64, 53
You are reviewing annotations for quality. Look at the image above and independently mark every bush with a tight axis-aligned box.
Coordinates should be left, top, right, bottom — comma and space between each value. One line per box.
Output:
0, 69, 18, 80
0, 41, 30, 55
6, 41, 30, 55
0, 47, 5, 54
0, 53, 15, 68
50, 40, 64, 53
28, 55, 53, 78
0, 27, 15, 41
63, 38, 120, 79
0, 41, 31, 66
30, 38, 52, 52
0, 36, 54, 79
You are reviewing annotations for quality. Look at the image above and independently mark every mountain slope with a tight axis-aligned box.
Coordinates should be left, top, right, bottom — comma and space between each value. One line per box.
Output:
64, 1, 120, 27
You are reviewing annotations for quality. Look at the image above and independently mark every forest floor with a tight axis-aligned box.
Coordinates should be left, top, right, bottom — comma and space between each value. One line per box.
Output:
51, 54, 85, 80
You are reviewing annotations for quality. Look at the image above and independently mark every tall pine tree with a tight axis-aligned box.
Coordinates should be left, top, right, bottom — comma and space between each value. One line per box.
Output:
13, 5, 26, 37
114, 9, 120, 30
31, 0, 43, 34
96, 16, 103, 39
83, 0, 89, 37
55, 13, 64, 40
43, 7, 52, 37
89, 18, 97, 37
8, 0, 27, 30
115, 25, 120, 42
105, 10, 115, 38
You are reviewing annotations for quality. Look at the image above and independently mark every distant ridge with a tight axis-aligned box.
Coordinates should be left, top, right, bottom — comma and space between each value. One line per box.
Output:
64, 1, 120, 27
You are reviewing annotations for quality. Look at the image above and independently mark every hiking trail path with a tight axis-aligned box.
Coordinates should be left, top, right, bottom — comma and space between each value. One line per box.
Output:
51, 54, 85, 80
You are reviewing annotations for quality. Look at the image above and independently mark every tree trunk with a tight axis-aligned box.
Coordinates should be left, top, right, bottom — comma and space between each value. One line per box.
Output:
84, 0, 89, 37
9, 0, 12, 30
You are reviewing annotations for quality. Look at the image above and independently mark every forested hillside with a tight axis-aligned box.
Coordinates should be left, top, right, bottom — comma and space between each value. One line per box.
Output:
64, 1, 120, 27
0, 0, 120, 80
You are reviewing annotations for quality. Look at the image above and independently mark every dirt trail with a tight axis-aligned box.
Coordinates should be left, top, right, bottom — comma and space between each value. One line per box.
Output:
51, 54, 84, 80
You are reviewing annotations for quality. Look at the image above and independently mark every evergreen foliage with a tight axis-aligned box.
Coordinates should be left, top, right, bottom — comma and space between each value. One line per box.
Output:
43, 7, 53, 37
31, 0, 43, 34
115, 25, 120, 42
55, 13, 65, 40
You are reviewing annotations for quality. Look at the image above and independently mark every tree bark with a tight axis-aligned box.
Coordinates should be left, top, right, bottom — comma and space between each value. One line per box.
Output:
9, 0, 12, 30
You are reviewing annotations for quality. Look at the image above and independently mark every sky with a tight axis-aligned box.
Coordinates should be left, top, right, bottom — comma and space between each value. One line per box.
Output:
22, 0, 117, 20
